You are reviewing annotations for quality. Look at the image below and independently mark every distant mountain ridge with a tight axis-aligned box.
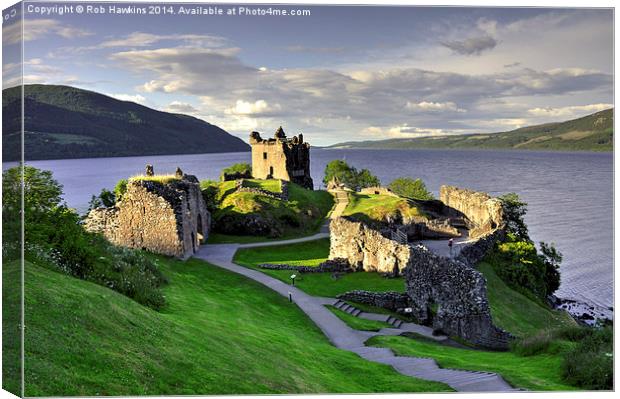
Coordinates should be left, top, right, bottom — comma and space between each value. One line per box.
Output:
2, 84, 249, 161
328, 109, 613, 152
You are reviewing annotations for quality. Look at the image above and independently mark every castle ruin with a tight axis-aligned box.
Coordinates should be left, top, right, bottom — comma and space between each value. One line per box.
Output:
249, 127, 314, 189
85, 170, 210, 259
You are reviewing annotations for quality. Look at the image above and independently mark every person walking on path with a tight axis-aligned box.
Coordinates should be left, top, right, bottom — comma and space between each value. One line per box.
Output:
448, 238, 454, 257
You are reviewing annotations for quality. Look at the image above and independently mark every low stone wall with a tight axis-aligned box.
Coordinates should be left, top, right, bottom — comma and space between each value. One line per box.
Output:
337, 290, 410, 312
439, 185, 504, 238
456, 228, 506, 267
329, 217, 511, 349
236, 179, 289, 201
258, 258, 350, 273
359, 186, 399, 197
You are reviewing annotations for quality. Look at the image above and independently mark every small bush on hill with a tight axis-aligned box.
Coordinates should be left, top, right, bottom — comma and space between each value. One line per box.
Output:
220, 162, 252, 181
511, 330, 555, 356
114, 178, 128, 200
323, 160, 380, 190
388, 177, 434, 200
562, 326, 613, 390
2, 165, 168, 309
88, 188, 116, 210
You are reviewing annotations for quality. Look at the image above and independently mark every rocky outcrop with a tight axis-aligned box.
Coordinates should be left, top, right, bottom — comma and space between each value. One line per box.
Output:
329, 217, 511, 349
85, 174, 210, 259
439, 186, 504, 238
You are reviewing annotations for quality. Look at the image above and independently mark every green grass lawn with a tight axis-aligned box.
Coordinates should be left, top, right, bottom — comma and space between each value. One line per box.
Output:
326, 306, 392, 331
343, 193, 425, 224
233, 239, 406, 297
477, 262, 576, 337
367, 335, 578, 391
17, 258, 450, 396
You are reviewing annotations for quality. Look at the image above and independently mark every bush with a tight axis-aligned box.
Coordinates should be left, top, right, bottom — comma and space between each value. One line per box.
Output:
511, 330, 554, 356
114, 179, 128, 201
88, 188, 116, 210
220, 163, 252, 181
323, 160, 380, 190
388, 177, 434, 200
3, 166, 167, 310
562, 327, 613, 389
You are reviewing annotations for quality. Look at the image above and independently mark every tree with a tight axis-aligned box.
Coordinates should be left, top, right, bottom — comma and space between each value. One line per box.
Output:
539, 242, 562, 296
323, 160, 380, 191
220, 163, 252, 181
88, 188, 116, 211
2, 165, 64, 216
498, 193, 530, 242
388, 177, 434, 200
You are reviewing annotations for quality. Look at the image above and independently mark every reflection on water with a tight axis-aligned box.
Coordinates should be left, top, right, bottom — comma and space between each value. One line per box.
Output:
3, 148, 613, 309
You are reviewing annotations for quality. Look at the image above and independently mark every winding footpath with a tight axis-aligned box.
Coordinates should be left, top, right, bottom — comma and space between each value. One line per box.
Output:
194, 190, 518, 392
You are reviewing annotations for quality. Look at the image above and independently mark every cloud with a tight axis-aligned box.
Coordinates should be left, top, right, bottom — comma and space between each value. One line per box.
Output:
503, 62, 521, 68
108, 93, 147, 104
3, 19, 91, 45
99, 32, 228, 49
165, 101, 200, 115
527, 104, 613, 119
405, 101, 465, 113
285, 45, 346, 54
441, 35, 498, 55
225, 100, 281, 116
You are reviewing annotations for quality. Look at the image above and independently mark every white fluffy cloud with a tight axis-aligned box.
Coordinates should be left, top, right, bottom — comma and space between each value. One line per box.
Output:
3, 19, 91, 45
527, 104, 612, 119
225, 100, 281, 116
109, 93, 147, 104
406, 101, 465, 113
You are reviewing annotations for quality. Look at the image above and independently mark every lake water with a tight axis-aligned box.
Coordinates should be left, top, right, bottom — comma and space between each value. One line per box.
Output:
3, 148, 613, 310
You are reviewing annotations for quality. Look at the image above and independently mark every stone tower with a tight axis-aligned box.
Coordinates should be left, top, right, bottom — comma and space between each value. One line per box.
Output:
249, 127, 314, 189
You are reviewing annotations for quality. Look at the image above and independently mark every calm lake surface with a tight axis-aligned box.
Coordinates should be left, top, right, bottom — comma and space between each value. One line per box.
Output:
4, 148, 613, 309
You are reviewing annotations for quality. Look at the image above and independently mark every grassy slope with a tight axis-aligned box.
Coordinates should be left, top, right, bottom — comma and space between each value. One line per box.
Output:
209, 181, 334, 243
18, 259, 450, 396
326, 306, 393, 331
478, 262, 576, 337
329, 109, 613, 152
233, 239, 405, 297
368, 335, 577, 391
343, 193, 424, 225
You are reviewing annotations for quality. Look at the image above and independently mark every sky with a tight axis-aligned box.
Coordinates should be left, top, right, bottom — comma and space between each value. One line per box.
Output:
2, 2, 614, 145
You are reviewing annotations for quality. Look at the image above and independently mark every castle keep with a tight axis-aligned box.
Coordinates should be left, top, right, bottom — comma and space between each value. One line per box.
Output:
249, 127, 314, 189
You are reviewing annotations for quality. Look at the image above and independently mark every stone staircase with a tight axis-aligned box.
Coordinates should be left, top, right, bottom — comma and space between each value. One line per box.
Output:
333, 300, 404, 328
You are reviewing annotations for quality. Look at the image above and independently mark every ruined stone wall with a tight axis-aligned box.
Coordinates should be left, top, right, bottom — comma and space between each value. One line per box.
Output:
439, 185, 504, 238
329, 217, 511, 349
337, 290, 410, 312
329, 217, 412, 275
359, 186, 399, 197
85, 176, 210, 259
250, 129, 313, 189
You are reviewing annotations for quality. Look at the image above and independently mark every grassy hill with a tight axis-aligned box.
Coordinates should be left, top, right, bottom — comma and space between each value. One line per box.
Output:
9, 259, 450, 396
2, 84, 249, 161
329, 109, 613, 152
206, 179, 334, 243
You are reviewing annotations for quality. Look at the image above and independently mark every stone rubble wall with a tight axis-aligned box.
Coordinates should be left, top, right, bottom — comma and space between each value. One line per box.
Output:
258, 258, 351, 273
329, 216, 511, 349
236, 179, 289, 201
439, 185, 504, 238
329, 217, 412, 275
336, 290, 410, 312
84, 176, 210, 259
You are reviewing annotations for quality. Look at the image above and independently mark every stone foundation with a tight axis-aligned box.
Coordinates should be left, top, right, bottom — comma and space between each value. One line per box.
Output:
337, 290, 410, 312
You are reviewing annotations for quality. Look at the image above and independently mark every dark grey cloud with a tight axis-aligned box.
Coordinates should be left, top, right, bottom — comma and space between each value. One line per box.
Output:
441, 35, 497, 55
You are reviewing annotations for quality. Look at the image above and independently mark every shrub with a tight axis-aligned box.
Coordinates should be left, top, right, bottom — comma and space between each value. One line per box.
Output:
323, 160, 380, 190
88, 188, 116, 210
3, 166, 167, 310
562, 327, 613, 389
555, 326, 592, 342
220, 163, 252, 181
511, 330, 554, 356
114, 178, 128, 200
388, 177, 434, 200
498, 193, 530, 242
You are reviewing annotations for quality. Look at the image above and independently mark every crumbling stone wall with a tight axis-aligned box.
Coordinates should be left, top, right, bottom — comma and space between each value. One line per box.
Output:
329, 217, 411, 275
249, 127, 313, 189
439, 185, 504, 238
329, 217, 511, 349
337, 290, 410, 312
359, 186, 399, 197
85, 175, 210, 259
